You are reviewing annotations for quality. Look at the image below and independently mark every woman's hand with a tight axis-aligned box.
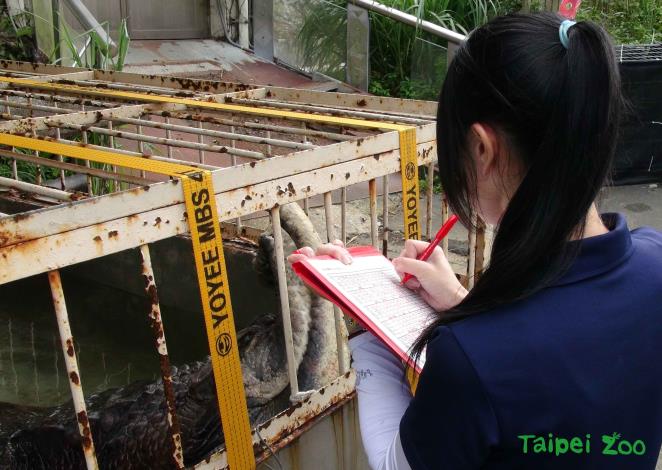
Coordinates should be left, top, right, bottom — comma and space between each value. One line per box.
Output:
392, 239, 467, 311
287, 239, 353, 265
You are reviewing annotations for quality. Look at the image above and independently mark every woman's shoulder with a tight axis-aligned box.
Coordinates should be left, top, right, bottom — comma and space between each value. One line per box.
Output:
631, 225, 662, 250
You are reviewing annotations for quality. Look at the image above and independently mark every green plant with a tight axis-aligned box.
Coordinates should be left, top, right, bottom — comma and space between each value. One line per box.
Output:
298, 0, 499, 99
53, 18, 130, 71
0, 4, 37, 61
498, 0, 661, 44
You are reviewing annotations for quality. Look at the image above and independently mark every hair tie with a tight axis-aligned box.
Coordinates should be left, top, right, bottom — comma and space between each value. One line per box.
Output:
559, 20, 576, 49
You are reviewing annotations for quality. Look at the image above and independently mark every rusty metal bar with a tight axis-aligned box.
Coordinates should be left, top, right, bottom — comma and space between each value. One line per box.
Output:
80, 104, 93, 194
197, 120, 205, 163
473, 218, 486, 283
107, 121, 120, 192
426, 162, 434, 240
324, 191, 335, 242
138, 245, 185, 469
165, 116, 174, 159
53, 121, 267, 160
270, 206, 301, 399
340, 187, 347, 244
162, 110, 353, 142
228, 97, 430, 125
52, 102, 66, 189
47, 270, 99, 470
50, 135, 220, 170
369, 178, 378, 248
116, 115, 315, 151
467, 214, 477, 289
382, 175, 389, 256
0, 88, 119, 108
0, 175, 77, 201
0, 98, 78, 116
321, 191, 349, 375
60, 78, 199, 97
2, 96, 18, 180
441, 194, 449, 256
0, 148, 149, 186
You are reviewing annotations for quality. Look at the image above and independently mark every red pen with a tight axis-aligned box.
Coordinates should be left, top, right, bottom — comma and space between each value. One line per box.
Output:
400, 214, 459, 284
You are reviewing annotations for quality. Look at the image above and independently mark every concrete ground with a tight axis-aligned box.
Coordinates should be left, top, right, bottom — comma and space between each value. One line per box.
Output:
247, 182, 661, 275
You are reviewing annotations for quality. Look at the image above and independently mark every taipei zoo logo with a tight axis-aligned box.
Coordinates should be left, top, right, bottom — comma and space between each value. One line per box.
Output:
518, 433, 647, 457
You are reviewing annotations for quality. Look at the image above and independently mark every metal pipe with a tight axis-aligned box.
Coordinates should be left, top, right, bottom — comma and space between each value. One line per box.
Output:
80, 104, 93, 194
369, 178, 378, 248
229, 97, 430, 126
53, 122, 267, 160
467, 214, 477, 289
0, 148, 150, 187
426, 162, 434, 240
116, 115, 316, 151
3, 96, 18, 180
47, 270, 99, 470
163, 111, 352, 142
108, 121, 119, 192
340, 187, 347, 244
270, 206, 301, 398
197, 120, 205, 163
382, 175, 389, 256
0, 176, 77, 201
165, 116, 174, 159
0, 89, 117, 108
0, 99, 78, 115
349, 0, 465, 44
53, 135, 220, 170
441, 195, 449, 256
66, 78, 197, 97
324, 191, 335, 242
53, 102, 66, 190
138, 245, 184, 469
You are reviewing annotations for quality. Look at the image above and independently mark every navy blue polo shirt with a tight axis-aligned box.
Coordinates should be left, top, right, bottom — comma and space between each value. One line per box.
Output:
400, 213, 662, 469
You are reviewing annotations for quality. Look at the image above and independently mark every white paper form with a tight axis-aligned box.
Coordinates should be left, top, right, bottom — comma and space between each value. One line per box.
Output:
306, 254, 436, 368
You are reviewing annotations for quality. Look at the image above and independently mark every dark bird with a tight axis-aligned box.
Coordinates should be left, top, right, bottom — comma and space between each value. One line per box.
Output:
0, 202, 347, 469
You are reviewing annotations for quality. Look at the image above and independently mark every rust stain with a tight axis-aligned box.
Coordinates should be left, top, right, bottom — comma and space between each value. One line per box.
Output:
69, 371, 80, 385
77, 410, 93, 449
66, 338, 75, 357
107, 230, 118, 239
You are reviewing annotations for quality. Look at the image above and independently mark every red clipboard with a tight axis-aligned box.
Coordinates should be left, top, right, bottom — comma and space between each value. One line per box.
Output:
292, 245, 423, 375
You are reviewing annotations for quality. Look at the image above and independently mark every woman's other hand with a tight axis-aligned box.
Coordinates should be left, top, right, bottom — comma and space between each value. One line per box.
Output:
287, 239, 352, 265
392, 239, 467, 311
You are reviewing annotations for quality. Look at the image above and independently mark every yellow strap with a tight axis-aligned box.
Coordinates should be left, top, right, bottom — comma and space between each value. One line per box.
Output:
398, 127, 421, 241
181, 170, 255, 469
0, 133, 195, 176
0, 133, 256, 469
0, 76, 407, 131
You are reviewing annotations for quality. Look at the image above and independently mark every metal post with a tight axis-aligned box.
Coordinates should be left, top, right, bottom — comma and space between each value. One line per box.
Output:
253, 0, 274, 61
138, 245, 184, 469
270, 206, 301, 398
48, 270, 99, 470
426, 162, 434, 240
324, 191, 335, 242
346, 3, 370, 91
382, 175, 389, 256
368, 178, 378, 248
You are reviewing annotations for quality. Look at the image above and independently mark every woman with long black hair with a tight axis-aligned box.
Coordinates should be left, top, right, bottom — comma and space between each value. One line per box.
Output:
289, 12, 662, 469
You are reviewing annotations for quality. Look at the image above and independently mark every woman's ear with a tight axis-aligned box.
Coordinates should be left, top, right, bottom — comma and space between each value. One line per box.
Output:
469, 123, 499, 179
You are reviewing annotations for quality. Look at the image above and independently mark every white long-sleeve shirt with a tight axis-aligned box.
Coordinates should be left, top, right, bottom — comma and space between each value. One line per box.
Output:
350, 333, 413, 470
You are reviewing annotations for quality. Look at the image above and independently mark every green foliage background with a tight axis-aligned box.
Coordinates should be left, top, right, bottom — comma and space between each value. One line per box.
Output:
298, 0, 661, 100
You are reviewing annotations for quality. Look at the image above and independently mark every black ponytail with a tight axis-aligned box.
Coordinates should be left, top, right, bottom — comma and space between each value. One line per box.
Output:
411, 13, 623, 365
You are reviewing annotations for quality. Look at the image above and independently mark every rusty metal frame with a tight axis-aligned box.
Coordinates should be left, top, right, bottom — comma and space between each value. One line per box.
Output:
0, 61, 487, 468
